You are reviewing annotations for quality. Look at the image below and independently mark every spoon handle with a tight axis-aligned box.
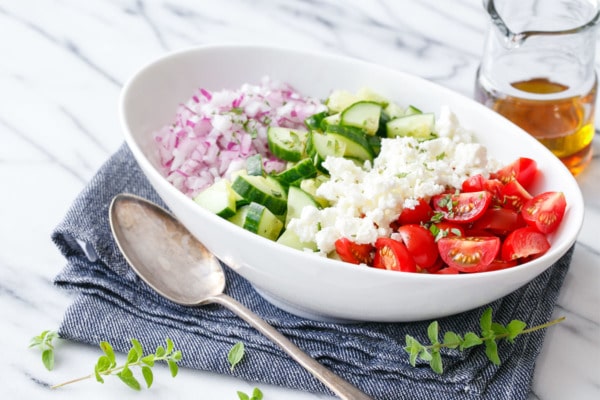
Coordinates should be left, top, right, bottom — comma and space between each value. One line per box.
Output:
211, 293, 374, 400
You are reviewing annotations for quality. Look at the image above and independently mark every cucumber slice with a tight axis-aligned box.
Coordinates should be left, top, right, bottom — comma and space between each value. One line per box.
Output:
340, 101, 382, 135
299, 177, 330, 208
193, 179, 237, 218
231, 173, 288, 215
246, 154, 263, 176
320, 113, 341, 130
386, 113, 436, 140
228, 204, 249, 227
277, 228, 317, 251
406, 105, 423, 115
325, 124, 375, 161
242, 202, 284, 240
267, 126, 308, 162
356, 87, 389, 106
326, 90, 360, 113
275, 158, 317, 185
285, 186, 319, 226
306, 131, 346, 173
384, 102, 406, 119
304, 111, 328, 131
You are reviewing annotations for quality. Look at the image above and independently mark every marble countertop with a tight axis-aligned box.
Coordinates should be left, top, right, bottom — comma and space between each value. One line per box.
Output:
1, 1, 598, 399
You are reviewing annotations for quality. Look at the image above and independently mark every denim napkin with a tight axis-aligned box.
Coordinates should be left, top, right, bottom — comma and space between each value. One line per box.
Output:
52, 143, 573, 400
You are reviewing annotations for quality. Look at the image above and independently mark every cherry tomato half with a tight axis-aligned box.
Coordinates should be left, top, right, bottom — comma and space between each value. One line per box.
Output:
521, 191, 567, 234
373, 238, 417, 272
470, 207, 526, 236
501, 227, 551, 261
396, 224, 439, 269
492, 157, 538, 189
501, 180, 532, 212
397, 198, 433, 225
334, 238, 374, 265
437, 236, 500, 272
432, 191, 492, 223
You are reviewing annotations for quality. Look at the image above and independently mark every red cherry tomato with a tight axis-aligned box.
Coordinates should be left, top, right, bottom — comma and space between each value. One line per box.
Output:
373, 238, 417, 272
397, 198, 433, 225
470, 207, 526, 236
396, 224, 439, 269
432, 191, 492, 223
492, 157, 538, 189
462, 175, 504, 203
437, 236, 500, 272
501, 180, 533, 212
461, 174, 486, 192
486, 259, 519, 271
501, 227, 551, 261
334, 238, 374, 265
435, 266, 460, 274
521, 191, 567, 234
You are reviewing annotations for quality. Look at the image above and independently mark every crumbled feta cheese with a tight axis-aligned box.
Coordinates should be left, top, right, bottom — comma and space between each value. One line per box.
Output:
287, 108, 500, 255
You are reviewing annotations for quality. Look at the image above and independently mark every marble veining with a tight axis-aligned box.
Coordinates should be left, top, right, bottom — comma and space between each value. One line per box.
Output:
1, 0, 598, 399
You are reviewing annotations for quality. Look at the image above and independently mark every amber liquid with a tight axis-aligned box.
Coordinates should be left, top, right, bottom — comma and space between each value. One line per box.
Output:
475, 76, 597, 175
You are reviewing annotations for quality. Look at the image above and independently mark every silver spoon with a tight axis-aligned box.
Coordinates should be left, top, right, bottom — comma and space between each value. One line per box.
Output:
108, 193, 373, 400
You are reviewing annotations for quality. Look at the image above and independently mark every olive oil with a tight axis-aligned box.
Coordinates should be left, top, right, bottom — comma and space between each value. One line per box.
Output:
475, 77, 597, 175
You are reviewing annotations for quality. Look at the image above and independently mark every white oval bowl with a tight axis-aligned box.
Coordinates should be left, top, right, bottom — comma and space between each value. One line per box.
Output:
119, 44, 583, 322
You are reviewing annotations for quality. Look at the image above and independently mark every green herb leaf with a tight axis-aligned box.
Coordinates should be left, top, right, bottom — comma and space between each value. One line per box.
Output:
167, 360, 179, 378
155, 345, 166, 358
126, 347, 139, 365
131, 338, 143, 358
480, 307, 493, 333
484, 339, 501, 365
460, 332, 483, 350
442, 331, 461, 349
165, 338, 174, 354
427, 321, 439, 344
141, 366, 154, 388
141, 354, 155, 367
228, 342, 245, 372
42, 349, 54, 371
99, 341, 116, 367
506, 320, 527, 342
430, 350, 443, 374
117, 366, 141, 391
96, 355, 112, 373
251, 387, 264, 400
237, 392, 250, 400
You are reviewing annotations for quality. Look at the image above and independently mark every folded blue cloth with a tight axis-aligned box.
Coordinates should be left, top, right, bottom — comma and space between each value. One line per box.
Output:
52, 143, 573, 400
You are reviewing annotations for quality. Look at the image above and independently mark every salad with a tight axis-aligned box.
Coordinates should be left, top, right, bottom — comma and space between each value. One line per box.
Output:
155, 79, 566, 274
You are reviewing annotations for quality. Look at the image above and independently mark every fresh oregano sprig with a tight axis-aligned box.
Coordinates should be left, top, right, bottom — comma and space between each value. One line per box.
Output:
29, 330, 59, 371
404, 307, 565, 374
50, 338, 182, 390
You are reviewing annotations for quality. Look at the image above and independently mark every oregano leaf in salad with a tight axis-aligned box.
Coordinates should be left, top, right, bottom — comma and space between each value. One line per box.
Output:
403, 307, 565, 374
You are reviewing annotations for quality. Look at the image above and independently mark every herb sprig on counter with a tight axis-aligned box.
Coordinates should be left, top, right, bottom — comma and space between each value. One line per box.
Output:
50, 338, 182, 390
404, 307, 565, 374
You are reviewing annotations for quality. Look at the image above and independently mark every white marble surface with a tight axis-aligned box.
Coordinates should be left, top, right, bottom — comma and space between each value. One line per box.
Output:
1, 1, 598, 399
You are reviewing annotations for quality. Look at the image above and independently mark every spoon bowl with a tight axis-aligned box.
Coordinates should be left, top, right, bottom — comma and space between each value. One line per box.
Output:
108, 193, 372, 400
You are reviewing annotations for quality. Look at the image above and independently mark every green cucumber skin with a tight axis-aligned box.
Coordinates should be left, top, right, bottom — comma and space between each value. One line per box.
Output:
275, 159, 318, 185
231, 174, 288, 215
267, 127, 307, 162
242, 202, 283, 240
